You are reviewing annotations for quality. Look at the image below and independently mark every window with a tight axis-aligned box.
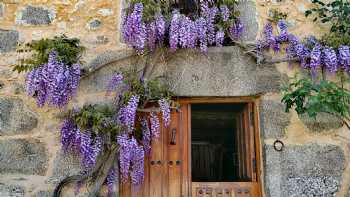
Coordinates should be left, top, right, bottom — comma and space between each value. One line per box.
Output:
191, 103, 250, 182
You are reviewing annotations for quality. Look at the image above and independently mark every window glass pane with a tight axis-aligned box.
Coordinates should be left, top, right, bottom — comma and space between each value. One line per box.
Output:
191, 103, 246, 182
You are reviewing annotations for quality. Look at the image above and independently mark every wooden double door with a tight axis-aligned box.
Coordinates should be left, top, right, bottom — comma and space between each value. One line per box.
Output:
120, 98, 262, 197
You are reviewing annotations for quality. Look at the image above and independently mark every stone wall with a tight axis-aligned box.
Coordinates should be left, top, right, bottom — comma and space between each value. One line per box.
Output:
0, 0, 349, 196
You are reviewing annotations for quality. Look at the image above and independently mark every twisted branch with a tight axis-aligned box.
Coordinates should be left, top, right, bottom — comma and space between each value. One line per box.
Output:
53, 145, 119, 197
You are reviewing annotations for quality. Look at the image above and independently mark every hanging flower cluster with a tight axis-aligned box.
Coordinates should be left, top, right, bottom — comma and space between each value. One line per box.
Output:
122, 3, 166, 54
59, 70, 173, 196
60, 117, 102, 169
107, 72, 171, 189
121, 0, 244, 53
25, 51, 80, 108
257, 20, 350, 75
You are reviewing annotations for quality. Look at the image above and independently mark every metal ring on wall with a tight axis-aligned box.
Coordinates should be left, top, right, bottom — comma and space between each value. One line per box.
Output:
273, 139, 284, 152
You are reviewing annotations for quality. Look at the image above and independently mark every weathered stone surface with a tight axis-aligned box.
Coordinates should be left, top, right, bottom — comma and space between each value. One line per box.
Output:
260, 100, 291, 138
162, 47, 284, 96
48, 150, 83, 184
17, 6, 54, 25
11, 82, 25, 95
299, 112, 343, 132
236, 1, 258, 41
264, 144, 346, 197
96, 35, 109, 44
88, 19, 102, 30
81, 47, 284, 95
79, 49, 139, 92
0, 183, 24, 197
0, 3, 4, 18
0, 29, 19, 53
0, 139, 48, 175
0, 97, 38, 135
32, 190, 52, 197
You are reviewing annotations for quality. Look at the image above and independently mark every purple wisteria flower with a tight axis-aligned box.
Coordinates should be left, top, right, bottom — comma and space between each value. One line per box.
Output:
158, 98, 171, 127
25, 50, 81, 108
196, 17, 208, 53
263, 23, 279, 52
155, 14, 166, 44
310, 44, 322, 72
118, 95, 140, 132
170, 10, 181, 51
150, 112, 160, 139
295, 43, 310, 68
178, 16, 197, 49
141, 117, 151, 156
79, 131, 97, 169
285, 34, 300, 59
117, 135, 145, 186
130, 137, 145, 186
206, 6, 218, 45
106, 73, 124, 96
60, 118, 78, 152
305, 36, 318, 47
229, 19, 244, 40
117, 134, 132, 182
146, 21, 157, 51
200, 0, 209, 17
122, 3, 146, 53
276, 20, 289, 42
322, 47, 338, 73
339, 46, 350, 71
220, 5, 229, 22
215, 31, 225, 47
106, 161, 119, 197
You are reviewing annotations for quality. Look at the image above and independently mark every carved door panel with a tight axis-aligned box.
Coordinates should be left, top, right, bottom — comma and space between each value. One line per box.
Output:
192, 182, 259, 197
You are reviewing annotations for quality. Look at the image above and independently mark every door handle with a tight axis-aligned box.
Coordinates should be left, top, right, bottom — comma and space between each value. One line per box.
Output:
170, 128, 176, 145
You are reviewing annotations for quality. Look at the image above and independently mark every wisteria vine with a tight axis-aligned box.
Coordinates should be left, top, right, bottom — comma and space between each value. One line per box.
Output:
59, 70, 173, 196
257, 20, 350, 76
121, 0, 244, 54
25, 51, 81, 108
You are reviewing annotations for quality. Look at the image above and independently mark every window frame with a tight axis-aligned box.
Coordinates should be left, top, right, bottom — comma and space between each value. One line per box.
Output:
177, 96, 263, 197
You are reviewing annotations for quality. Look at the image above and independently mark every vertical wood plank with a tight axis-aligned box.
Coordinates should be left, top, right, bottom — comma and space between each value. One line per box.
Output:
142, 156, 150, 197
180, 104, 190, 197
120, 180, 131, 197
167, 110, 182, 197
248, 103, 256, 181
149, 113, 164, 197
243, 104, 252, 180
161, 117, 169, 197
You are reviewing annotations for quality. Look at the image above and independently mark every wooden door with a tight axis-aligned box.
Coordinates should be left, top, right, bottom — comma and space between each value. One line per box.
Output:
120, 108, 183, 197
121, 99, 262, 197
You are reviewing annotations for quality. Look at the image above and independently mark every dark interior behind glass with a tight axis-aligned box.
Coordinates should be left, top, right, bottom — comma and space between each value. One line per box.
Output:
191, 103, 247, 182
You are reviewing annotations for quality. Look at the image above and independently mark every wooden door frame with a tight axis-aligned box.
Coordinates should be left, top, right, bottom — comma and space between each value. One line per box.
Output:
177, 96, 263, 197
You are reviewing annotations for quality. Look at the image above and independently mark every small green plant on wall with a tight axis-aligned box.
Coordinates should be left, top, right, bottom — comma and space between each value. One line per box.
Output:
282, 75, 350, 129
14, 35, 85, 108
255, 0, 350, 128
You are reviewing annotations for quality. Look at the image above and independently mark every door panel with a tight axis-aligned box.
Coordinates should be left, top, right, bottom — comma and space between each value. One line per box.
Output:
121, 109, 183, 197
121, 100, 261, 197
192, 182, 259, 197
167, 109, 182, 197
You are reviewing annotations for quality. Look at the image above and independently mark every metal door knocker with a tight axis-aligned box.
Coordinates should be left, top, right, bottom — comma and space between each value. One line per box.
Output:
273, 139, 284, 152
170, 128, 176, 145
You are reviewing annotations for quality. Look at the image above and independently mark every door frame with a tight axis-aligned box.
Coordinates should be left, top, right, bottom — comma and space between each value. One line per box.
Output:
177, 96, 263, 197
